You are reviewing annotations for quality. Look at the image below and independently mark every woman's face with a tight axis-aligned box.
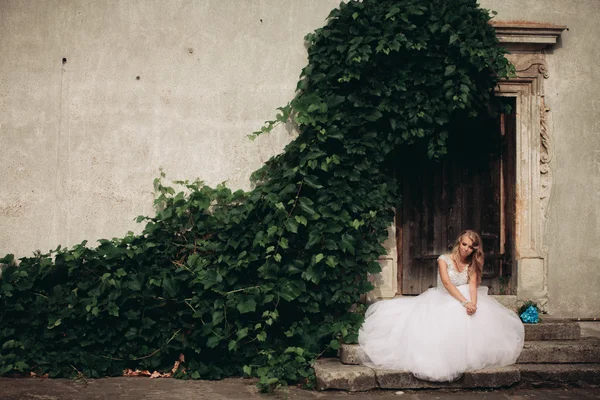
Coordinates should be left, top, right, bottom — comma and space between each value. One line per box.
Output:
459, 235, 475, 258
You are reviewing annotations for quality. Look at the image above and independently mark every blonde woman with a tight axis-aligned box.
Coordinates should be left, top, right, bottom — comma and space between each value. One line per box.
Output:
359, 230, 524, 382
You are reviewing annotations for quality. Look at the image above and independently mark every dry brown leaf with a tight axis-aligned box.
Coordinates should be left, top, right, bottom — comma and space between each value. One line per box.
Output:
123, 353, 185, 379
123, 369, 153, 377
149, 371, 172, 379
171, 361, 180, 374
170, 353, 186, 374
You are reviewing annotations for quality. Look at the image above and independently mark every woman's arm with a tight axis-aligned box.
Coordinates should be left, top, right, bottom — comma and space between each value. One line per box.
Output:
469, 270, 478, 305
468, 269, 478, 315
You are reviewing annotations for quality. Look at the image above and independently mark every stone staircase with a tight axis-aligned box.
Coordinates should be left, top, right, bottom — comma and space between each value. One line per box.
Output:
314, 320, 600, 391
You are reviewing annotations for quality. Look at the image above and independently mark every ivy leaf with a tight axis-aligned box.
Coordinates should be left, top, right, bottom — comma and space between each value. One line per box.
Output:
340, 237, 356, 254
329, 339, 341, 350
385, 6, 400, 19
228, 340, 238, 351
279, 237, 289, 249
444, 65, 456, 76
236, 328, 249, 340
285, 218, 299, 233
129, 274, 144, 291
306, 231, 321, 249
206, 335, 220, 348
162, 278, 178, 297
304, 175, 323, 189
47, 318, 62, 329
344, 333, 359, 343
449, 34, 459, 44
298, 198, 318, 217
326, 256, 337, 268
256, 332, 267, 342
237, 298, 257, 314
212, 310, 224, 325
108, 303, 119, 317
295, 215, 308, 226
279, 284, 301, 301
302, 265, 321, 283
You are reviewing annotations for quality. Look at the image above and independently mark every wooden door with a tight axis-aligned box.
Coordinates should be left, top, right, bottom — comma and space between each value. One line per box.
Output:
398, 105, 516, 295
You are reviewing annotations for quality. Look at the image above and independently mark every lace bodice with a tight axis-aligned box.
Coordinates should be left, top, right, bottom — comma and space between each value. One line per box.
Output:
436, 254, 469, 291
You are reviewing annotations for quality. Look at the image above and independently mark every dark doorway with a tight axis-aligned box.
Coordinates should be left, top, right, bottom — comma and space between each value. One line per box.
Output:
397, 99, 517, 295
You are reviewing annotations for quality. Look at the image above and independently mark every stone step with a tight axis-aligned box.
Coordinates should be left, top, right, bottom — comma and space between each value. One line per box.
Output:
525, 320, 580, 341
517, 364, 600, 388
338, 343, 364, 365
314, 359, 377, 392
340, 335, 598, 366
490, 295, 517, 311
314, 358, 520, 391
518, 338, 600, 364
314, 359, 600, 391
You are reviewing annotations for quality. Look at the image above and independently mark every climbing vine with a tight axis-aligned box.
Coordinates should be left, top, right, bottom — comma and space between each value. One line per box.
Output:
0, 0, 512, 392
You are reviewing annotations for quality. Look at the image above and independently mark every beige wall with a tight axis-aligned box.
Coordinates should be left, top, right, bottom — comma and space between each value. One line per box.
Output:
0, 0, 338, 256
480, 0, 600, 317
1, 0, 599, 317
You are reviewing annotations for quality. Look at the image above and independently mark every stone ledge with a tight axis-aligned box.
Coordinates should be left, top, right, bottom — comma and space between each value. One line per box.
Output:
518, 338, 600, 364
517, 364, 600, 388
315, 358, 520, 391
339, 343, 365, 365
525, 321, 581, 341
376, 366, 520, 389
491, 295, 517, 311
314, 358, 376, 392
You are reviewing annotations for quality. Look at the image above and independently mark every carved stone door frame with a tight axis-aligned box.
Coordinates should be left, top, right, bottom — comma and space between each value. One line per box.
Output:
369, 22, 566, 308
493, 22, 565, 309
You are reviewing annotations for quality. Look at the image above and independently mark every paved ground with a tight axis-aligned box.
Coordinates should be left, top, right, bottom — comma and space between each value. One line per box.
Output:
2, 323, 599, 400
1, 377, 599, 400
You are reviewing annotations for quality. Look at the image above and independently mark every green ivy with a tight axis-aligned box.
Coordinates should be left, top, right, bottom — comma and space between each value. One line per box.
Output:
0, 0, 512, 392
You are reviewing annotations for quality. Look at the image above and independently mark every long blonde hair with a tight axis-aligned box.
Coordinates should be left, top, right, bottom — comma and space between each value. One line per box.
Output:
450, 230, 484, 285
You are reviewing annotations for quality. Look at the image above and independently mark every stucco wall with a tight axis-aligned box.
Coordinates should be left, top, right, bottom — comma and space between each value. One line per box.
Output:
0, 0, 338, 256
480, 0, 600, 317
1, 1, 599, 317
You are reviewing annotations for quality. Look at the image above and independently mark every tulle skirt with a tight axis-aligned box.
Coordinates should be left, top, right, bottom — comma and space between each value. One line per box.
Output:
358, 285, 524, 382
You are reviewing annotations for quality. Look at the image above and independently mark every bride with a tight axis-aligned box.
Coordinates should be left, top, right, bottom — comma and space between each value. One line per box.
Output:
358, 230, 524, 382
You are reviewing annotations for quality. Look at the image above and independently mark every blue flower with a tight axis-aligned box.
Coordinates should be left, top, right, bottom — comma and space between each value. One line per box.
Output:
520, 305, 539, 324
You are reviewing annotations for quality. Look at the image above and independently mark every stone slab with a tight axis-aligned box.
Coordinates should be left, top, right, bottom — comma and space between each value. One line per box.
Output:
314, 358, 376, 392
491, 295, 517, 311
579, 321, 600, 339
339, 343, 364, 365
340, 322, 582, 367
525, 321, 581, 341
376, 366, 520, 389
518, 338, 600, 364
517, 364, 600, 387
316, 357, 521, 391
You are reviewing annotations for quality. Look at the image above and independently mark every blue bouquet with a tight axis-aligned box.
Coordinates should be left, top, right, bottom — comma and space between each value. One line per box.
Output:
520, 305, 539, 324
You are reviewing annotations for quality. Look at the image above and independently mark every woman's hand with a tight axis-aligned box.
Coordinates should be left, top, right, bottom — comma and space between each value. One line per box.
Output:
465, 302, 477, 316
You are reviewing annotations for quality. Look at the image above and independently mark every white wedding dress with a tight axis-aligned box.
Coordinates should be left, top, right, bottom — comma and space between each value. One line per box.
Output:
358, 254, 524, 382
